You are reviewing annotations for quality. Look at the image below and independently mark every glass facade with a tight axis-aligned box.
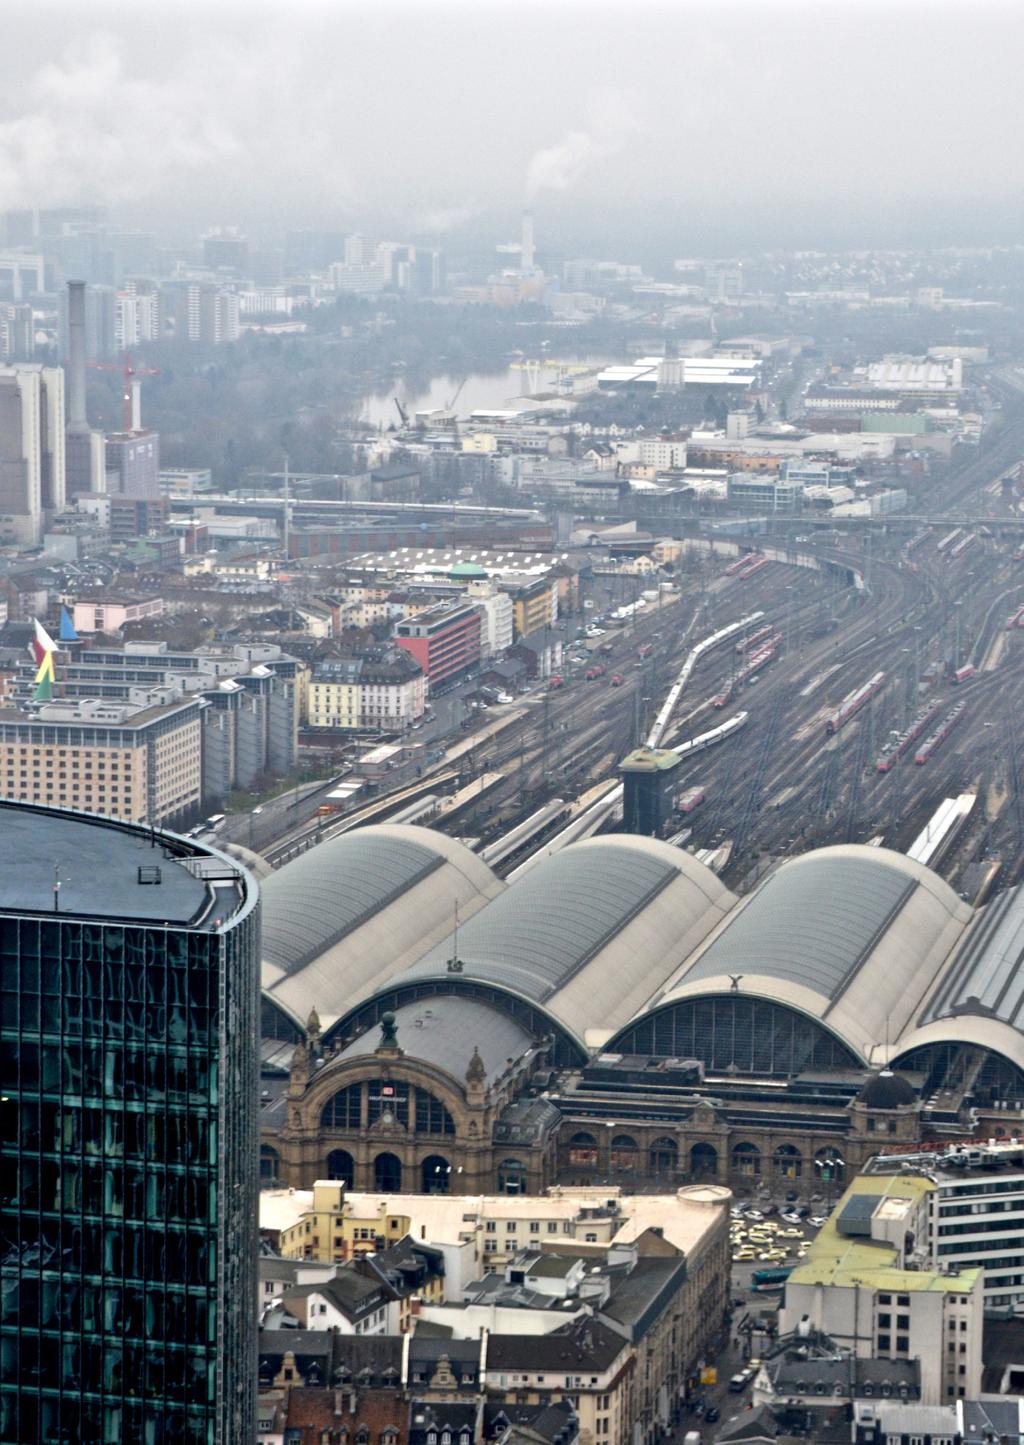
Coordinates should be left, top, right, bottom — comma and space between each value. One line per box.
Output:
609, 994, 861, 1077
0, 821, 259, 1445
893, 1043, 1024, 1103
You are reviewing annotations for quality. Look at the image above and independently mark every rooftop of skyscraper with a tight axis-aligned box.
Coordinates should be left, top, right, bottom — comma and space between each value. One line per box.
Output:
0, 801, 251, 928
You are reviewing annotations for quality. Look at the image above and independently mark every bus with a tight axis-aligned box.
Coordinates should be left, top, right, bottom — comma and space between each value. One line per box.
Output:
752, 1266, 792, 1291
203, 813, 226, 831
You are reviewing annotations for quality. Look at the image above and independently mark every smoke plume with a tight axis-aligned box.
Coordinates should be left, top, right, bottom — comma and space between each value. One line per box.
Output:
0, 35, 242, 210
525, 92, 642, 200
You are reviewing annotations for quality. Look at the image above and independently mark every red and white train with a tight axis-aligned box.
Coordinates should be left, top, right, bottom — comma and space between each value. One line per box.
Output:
824, 671, 886, 736
914, 700, 967, 765
875, 701, 943, 773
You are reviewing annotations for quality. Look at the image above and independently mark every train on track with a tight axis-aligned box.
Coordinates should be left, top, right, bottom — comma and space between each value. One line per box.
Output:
645, 612, 764, 748
674, 712, 749, 759
876, 702, 943, 772
714, 636, 779, 706
735, 625, 774, 654
824, 670, 886, 736
937, 528, 965, 555
386, 795, 442, 827
914, 700, 967, 764
480, 797, 571, 872
947, 533, 977, 561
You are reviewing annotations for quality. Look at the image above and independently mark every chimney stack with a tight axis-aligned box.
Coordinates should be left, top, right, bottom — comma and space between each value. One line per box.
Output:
521, 211, 535, 274
130, 379, 142, 432
67, 281, 88, 433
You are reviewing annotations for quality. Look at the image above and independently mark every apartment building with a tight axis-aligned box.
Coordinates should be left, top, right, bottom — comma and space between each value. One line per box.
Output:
71, 595, 164, 633
263, 1184, 729, 1308
307, 650, 426, 732
466, 582, 514, 657
263, 1189, 729, 1445
509, 579, 557, 640
0, 695, 203, 825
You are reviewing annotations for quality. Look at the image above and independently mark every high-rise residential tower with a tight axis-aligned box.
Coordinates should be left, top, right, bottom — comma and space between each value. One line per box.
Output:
0, 802, 260, 1444
0, 363, 65, 544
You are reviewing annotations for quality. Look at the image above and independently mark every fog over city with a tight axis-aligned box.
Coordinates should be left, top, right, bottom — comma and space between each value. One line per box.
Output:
4, 2, 1024, 1441
3, 0, 1023, 251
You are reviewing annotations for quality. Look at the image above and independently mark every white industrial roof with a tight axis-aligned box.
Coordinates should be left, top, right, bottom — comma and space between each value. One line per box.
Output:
397, 835, 735, 1051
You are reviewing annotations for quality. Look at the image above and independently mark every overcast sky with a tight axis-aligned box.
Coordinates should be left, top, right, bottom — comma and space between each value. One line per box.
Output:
2, 0, 1022, 249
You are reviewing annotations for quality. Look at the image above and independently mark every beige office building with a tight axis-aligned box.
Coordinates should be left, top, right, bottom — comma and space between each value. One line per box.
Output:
0, 696, 203, 826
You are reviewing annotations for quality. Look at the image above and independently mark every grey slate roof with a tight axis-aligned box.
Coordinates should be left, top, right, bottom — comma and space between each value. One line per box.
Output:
260, 824, 502, 1033
487, 1318, 627, 1372
261, 832, 446, 978
337, 997, 534, 1086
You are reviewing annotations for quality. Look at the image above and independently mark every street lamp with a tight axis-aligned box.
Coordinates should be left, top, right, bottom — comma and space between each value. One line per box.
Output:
814, 1148, 845, 1208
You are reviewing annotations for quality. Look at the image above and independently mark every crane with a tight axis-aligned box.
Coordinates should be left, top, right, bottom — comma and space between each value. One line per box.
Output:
393, 396, 409, 427
88, 353, 159, 432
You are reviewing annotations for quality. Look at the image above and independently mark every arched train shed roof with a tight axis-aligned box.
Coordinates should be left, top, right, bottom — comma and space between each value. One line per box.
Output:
393, 834, 735, 1052
260, 824, 504, 1033
641, 845, 971, 1065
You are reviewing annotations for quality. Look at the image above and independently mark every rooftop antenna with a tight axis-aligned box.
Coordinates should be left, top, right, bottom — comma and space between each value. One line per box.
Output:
447, 900, 463, 972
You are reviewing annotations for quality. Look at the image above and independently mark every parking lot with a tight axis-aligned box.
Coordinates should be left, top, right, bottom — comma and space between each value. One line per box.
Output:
668, 1193, 835, 1441
729, 1194, 831, 1272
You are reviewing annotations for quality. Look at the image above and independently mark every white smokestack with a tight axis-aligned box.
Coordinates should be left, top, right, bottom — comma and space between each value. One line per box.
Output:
130, 379, 142, 432
67, 280, 88, 432
521, 210, 535, 274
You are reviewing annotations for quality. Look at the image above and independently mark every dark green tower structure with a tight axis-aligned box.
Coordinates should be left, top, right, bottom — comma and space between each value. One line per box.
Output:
0, 803, 260, 1445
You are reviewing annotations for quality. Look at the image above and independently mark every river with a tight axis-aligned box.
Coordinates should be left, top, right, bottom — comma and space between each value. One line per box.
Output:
359, 359, 608, 427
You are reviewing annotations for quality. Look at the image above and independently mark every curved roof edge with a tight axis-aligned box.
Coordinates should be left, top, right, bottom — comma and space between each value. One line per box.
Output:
645, 844, 969, 1061
893, 1017, 1024, 1074
606, 982, 867, 1066
261, 823, 503, 1030
324, 974, 591, 1066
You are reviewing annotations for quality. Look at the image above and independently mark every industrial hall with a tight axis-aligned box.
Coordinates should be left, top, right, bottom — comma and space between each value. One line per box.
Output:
253, 824, 1024, 1196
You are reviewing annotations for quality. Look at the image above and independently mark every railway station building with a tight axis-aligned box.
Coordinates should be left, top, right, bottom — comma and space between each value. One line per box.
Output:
257, 827, 1023, 1221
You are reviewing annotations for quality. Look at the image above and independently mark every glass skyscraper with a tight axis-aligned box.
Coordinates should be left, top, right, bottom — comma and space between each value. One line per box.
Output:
0, 802, 260, 1444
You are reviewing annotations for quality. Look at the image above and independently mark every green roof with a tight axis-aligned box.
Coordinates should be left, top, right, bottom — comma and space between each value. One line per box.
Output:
788, 1173, 979, 1295
620, 748, 683, 774
449, 562, 489, 578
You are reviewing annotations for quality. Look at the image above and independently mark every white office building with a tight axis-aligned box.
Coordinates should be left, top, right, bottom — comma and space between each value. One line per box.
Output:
0, 363, 65, 543
865, 1140, 1024, 1310
782, 1169, 985, 1405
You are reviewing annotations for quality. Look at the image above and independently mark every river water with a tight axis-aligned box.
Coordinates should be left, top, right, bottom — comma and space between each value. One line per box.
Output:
360, 359, 608, 427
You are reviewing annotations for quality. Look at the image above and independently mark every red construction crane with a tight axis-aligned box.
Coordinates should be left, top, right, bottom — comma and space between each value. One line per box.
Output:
88, 353, 159, 432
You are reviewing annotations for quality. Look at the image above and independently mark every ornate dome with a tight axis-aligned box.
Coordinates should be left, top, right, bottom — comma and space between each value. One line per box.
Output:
859, 1069, 917, 1110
